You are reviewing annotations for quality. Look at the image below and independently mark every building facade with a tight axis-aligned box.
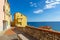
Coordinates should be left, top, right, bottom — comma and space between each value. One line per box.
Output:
0, 0, 11, 31
14, 12, 27, 27
0, 0, 5, 31
3, 0, 11, 30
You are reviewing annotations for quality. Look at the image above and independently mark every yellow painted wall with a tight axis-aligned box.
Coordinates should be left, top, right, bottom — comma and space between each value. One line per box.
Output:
4, 14, 11, 28
4, 0, 11, 29
14, 12, 27, 27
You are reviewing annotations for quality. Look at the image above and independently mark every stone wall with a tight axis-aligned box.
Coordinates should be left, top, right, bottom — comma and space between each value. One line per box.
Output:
17, 26, 60, 40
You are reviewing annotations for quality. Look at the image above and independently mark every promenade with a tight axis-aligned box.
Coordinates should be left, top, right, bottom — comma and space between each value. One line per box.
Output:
0, 26, 60, 40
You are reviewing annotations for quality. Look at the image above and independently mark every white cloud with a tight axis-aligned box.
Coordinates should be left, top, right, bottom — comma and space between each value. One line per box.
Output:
33, 10, 43, 14
45, 0, 60, 9
44, 4, 55, 9
56, 0, 60, 1
29, 2, 37, 7
32, 0, 60, 14
46, 0, 54, 4
30, 2, 33, 4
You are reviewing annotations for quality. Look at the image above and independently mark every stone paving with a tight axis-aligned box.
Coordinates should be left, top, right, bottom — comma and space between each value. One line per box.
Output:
0, 27, 18, 40
0, 34, 18, 40
0, 27, 38, 40
17, 31, 38, 40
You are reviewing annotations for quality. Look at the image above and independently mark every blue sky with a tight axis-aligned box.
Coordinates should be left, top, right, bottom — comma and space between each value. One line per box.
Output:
8, 0, 60, 22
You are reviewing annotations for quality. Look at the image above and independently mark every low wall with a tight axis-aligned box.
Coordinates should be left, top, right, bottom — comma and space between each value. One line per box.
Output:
17, 26, 60, 40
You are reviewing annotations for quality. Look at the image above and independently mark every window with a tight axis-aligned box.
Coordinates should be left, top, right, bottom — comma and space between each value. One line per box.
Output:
17, 18, 23, 22
3, 6, 5, 12
20, 22, 22, 25
21, 14, 22, 16
17, 22, 22, 25
20, 18, 22, 21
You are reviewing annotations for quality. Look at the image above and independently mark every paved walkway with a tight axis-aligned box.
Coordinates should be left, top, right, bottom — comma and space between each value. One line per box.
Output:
18, 33, 38, 40
0, 27, 18, 40
0, 27, 38, 40
0, 34, 18, 40
18, 34, 29, 40
12, 28, 38, 40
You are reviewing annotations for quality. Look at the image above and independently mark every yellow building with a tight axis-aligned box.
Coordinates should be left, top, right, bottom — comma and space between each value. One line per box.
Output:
3, 0, 11, 30
14, 12, 27, 27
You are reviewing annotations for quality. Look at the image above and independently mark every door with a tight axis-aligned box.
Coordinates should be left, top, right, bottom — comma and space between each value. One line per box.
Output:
3, 20, 8, 30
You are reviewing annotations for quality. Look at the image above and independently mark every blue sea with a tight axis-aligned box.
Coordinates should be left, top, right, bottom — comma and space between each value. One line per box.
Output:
27, 22, 60, 32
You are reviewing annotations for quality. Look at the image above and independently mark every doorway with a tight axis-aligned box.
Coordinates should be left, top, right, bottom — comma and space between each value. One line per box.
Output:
3, 20, 8, 30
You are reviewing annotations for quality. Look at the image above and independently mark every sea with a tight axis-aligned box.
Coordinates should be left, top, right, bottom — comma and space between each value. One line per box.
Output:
27, 22, 60, 32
